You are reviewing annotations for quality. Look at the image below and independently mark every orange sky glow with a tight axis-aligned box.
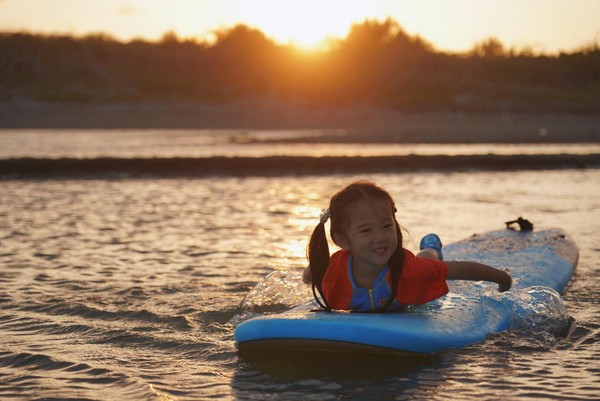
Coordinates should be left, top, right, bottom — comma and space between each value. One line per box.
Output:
0, 0, 599, 53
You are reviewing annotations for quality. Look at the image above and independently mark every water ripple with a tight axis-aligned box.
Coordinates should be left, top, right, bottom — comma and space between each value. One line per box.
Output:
0, 171, 598, 400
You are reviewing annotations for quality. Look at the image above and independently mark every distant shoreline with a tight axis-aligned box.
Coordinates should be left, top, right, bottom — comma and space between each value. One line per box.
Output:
1, 100, 599, 143
1, 154, 598, 179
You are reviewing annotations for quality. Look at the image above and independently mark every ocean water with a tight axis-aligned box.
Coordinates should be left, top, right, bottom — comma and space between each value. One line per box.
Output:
1, 128, 599, 159
0, 130, 599, 400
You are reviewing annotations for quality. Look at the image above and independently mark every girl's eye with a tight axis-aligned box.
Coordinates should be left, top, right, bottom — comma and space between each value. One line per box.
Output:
359, 228, 371, 234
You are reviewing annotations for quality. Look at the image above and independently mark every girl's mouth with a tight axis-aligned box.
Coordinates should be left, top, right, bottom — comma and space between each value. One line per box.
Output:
372, 247, 388, 256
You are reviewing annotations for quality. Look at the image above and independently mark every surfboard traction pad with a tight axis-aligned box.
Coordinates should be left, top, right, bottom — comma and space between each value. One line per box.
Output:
446, 228, 579, 268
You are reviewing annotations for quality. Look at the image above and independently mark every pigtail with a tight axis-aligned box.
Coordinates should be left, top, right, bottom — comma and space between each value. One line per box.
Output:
376, 219, 405, 312
308, 219, 331, 311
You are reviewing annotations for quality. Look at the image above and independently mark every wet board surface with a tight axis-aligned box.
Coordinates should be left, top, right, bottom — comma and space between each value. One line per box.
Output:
234, 228, 578, 356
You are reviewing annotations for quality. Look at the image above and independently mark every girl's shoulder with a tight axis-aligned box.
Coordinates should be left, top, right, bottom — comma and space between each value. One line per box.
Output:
329, 249, 350, 271
322, 250, 353, 305
403, 248, 416, 258
323, 250, 352, 287
401, 248, 448, 278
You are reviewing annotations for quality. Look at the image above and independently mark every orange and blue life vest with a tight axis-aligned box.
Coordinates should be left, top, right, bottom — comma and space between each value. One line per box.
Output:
321, 249, 449, 312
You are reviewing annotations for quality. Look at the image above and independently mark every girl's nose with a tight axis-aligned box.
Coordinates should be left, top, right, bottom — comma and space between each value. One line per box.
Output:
373, 228, 386, 242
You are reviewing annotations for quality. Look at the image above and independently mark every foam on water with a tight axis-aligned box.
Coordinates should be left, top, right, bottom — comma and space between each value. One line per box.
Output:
510, 286, 570, 335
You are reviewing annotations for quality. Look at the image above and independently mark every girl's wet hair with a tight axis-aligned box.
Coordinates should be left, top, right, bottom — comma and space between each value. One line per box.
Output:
307, 180, 405, 312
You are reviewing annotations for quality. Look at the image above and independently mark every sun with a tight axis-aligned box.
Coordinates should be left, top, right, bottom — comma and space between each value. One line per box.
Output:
263, 19, 342, 50
237, 0, 379, 50
255, 12, 351, 50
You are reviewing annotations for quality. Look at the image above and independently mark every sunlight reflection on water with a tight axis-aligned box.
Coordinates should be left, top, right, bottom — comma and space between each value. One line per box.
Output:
0, 169, 598, 400
0, 129, 599, 158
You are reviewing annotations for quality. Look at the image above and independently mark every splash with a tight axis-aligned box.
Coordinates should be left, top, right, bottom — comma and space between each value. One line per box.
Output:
510, 286, 571, 336
238, 271, 311, 314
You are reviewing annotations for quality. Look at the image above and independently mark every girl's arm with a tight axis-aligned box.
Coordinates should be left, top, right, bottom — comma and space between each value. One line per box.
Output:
445, 261, 512, 292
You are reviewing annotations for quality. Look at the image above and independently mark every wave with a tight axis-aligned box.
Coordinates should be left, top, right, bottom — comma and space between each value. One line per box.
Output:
1, 154, 599, 178
0, 351, 157, 400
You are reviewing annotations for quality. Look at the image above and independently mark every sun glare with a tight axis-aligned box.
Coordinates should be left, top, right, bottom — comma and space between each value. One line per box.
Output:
257, 15, 350, 50
236, 0, 381, 51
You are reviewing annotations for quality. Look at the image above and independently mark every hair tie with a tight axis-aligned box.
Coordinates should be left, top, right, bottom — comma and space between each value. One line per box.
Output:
319, 209, 331, 224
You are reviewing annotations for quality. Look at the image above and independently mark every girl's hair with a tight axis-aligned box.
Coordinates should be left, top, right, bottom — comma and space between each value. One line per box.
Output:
307, 180, 404, 312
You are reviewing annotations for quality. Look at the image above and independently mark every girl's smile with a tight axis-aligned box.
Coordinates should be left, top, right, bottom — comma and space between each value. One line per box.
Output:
334, 197, 398, 286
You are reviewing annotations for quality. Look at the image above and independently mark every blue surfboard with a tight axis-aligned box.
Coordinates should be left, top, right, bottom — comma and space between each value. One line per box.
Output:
234, 227, 578, 356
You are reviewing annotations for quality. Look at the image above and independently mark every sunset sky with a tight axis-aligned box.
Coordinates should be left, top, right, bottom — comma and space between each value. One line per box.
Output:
1, 0, 598, 53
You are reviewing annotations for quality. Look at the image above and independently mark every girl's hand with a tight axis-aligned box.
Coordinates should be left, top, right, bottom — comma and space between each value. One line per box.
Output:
498, 268, 512, 292
302, 266, 312, 284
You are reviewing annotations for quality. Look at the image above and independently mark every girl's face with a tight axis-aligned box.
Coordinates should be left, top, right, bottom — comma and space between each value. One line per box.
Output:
334, 197, 398, 273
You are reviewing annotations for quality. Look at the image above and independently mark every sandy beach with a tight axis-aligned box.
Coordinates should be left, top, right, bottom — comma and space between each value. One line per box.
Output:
1, 99, 599, 143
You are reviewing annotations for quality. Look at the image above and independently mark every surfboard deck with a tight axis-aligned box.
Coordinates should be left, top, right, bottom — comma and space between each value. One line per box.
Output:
235, 227, 578, 356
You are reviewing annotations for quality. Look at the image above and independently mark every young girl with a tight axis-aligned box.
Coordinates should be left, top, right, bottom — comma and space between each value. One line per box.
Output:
303, 180, 512, 312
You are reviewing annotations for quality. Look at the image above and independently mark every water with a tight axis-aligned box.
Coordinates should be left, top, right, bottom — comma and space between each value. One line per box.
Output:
0, 130, 599, 400
1, 128, 599, 158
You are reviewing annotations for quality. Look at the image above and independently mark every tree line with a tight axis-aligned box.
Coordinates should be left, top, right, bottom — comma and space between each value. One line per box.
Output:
1, 19, 598, 112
